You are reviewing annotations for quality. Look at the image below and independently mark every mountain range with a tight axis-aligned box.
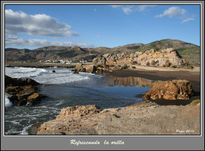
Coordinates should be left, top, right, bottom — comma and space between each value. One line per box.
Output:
5, 39, 200, 66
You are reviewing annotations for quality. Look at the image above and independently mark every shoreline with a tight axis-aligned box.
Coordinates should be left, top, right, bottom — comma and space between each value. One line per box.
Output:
6, 63, 200, 94
5, 65, 201, 135
104, 69, 200, 94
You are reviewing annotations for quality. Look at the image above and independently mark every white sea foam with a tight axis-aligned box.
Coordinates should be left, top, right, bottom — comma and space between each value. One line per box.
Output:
5, 67, 47, 78
20, 124, 32, 135
5, 95, 12, 108
5, 67, 93, 84
33, 71, 90, 84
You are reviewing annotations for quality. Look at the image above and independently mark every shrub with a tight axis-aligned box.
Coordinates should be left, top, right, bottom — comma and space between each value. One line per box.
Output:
189, 99, 200, 106
121, 64, 128, 70
146, 62, 150, 66
104, 64, 109, 69
183, 59, 190, 66
164, 60, 171, 67
171, 65, 177, 68
151, 60, 156, 66
132, 61, 138, 65
184, 65, 194, 69
96, 64, 103, 68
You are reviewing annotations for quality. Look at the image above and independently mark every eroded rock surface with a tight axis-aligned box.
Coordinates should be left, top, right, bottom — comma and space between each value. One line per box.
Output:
92, 48, 190, 71
33, 103, 200, 135
143, 80, 194, 101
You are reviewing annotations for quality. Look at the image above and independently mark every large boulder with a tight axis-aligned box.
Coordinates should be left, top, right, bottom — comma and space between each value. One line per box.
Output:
143, 80, 194, 101
74, 63, 86, 72
84, 65, 97, 73
5, 75, 44, 106
5, 75, 39, 86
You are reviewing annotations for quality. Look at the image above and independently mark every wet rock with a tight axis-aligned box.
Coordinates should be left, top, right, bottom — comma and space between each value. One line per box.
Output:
28, 122, 44, 135
5, 75, 44, 106
5, 75, 39, 86
143, 80, 194, 101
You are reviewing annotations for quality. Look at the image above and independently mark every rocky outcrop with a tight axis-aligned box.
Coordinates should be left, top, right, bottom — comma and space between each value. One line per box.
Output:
92, 56, 107, 67
143, 80, 194, 101
134, 48, 186, 67
32, 102, 200, 135
74, 63, 86, 72
84, 65, 97, 73
92, 48, 190, 71
5, 75, 45, 106
36, 105, 101, 135
74, 63, 97, 73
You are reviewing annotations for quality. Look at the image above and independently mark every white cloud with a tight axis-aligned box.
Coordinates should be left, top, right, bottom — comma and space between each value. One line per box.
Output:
93, 8, 97, 12
111, 5, 133, 15
121, 6, 133, 15
137, 5, 156, 12
5, 9, 78, 38
182, 17, 195, 23
5, 37, 95, 48
156, 7, 186, 18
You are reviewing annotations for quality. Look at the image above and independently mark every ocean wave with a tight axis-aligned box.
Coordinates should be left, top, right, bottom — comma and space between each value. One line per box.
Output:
5, 67, 47, 78
5, 67, 94, 84
5, 95, 12, 108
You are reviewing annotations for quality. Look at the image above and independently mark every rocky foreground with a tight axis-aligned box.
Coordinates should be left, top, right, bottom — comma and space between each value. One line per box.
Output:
30, 102, 200, 135
30, 79, 200, 135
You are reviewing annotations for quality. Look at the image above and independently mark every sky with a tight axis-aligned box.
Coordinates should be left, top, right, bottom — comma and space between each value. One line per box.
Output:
4, 4, 200, 49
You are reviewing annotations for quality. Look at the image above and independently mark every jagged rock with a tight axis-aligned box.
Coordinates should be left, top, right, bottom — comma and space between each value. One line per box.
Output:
92, 56, 107, 66
5, 75, 39, 87
143, 80, 194, 101
5, 75, 44, 106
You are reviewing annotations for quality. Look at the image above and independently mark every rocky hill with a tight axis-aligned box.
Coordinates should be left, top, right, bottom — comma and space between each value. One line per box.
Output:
135, 39, 200, 66
5, 39, 200, 66
5, 46, 98, 63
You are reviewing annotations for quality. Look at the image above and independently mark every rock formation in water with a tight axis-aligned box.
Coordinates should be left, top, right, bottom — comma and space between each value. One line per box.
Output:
143, 80, 194, 101
5, 75, 45, 106
74, 63, 97, 73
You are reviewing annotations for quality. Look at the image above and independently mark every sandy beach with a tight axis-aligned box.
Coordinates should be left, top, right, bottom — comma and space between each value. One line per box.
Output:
104, 67, 200, 94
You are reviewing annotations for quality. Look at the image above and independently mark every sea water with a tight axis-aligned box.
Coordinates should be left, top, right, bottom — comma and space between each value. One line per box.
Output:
4, 67, 150, 135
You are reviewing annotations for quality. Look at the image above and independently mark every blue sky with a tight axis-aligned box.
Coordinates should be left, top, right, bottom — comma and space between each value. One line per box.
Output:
5, 4, 200, 49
